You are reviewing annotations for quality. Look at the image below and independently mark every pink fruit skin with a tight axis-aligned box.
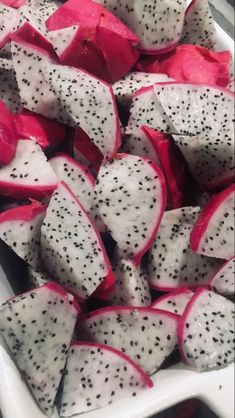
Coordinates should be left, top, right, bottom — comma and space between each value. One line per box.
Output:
0, 199, 46, 223
190, 184, 235, 253
209, 256, 235, 290
0, 101, 18, 166
141, 126, 187, 209
13, 22, 56, 57
153, 45, 231, 87
151, 288, 193, 308
13, 111, 66, 150
46, 0, 139, 83
60, 182, 116, 298
0, 181, 58, 200
71, 341, 154, 388
0, 0, 26, 7
177, 287, 205, 362
112, 153, 166, 266
139, 41, 179, 56
74, 127, 103, 173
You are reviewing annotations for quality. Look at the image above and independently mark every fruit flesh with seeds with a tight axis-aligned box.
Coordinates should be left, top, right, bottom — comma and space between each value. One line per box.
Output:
0, 283, 80, 416
58, 341, 153, 416
152, 289, 194, 316
78, 306, 179, 374
178, 288, 235, 371
209, 257, 235, 297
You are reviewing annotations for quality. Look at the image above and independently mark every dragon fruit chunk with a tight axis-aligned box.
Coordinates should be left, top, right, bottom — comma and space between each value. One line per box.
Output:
0, 58, 22, 111
0, 200, 46, 269
113, 72, 173, 111
0, 139, 58, 199
0, 100, 18, 166
0, 4, 18, 50
46, 63, 121, 161
0, 282, 80, 415
94, 0, 186, 54
78, 306, 179, 374
49, 153, 95, 212
181, 0, 217, 49
110, 253, 151, 307
13, 110, 66, 151
173, 132, 235, 190
126, 85, 176, 136
152, 288, 194, 316
157, 45, 231, 87
27, 266, 49, 289
154, 83, 234, 138
41, 182, 114, 300
178, 288, 235, 371
147, 207, 223, 291
190, 184, 235, 260
94, 153, 166, 265
46, 0, 140, 83
10, 38, 74, 125
59, 341, 153, 416
209, 257, 235, 297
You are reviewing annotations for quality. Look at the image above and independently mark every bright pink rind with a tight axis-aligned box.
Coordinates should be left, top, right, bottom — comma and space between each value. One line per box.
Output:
0, 181, 58, 199
71, 341, 153, 388
149, 282, 210, 292
0, 200, 46, 223
190, 184, 235, 252
177, 287, 206, 362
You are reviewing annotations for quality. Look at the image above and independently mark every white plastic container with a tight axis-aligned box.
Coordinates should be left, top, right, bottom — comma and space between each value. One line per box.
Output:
0, 18, 234, 418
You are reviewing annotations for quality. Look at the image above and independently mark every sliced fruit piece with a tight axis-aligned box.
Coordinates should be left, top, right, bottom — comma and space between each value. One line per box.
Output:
94, 153, 166, 265
148, 207, 222, 291
190, 184, 235, 260
0, 139, 58, 199
209, 257, 235, 297
178, 288, 235, 371
153, 83, 234, 138
152, 288, 193, 315
0, 200, 46, 269
49, 153, 95, 213
46, 62, 121, 161
78, 306, 179, 374
181, 0, 216, 49
173, 133, 235, 189
41, 182, 114, 300
0, 283, 79, 416
58, 341, 153, 416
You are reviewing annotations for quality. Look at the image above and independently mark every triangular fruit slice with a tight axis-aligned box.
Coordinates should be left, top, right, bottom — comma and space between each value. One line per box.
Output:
41, 182, 114, 300
78, 306, 179, 374
178, 288, 234, 371
209, 257, 235, 297
0, 200, 46, 269
0, 283, 80, 416
94, 153, 166, 265
190, 184, 235, 260
0, 139, 58, 199
58, 341, 153, 416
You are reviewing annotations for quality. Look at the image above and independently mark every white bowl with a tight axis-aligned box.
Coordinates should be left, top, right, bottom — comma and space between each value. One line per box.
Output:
0, 14, 234, 418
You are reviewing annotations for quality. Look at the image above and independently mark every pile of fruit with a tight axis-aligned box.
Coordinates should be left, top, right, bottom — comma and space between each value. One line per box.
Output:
0, 0, 234, 416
